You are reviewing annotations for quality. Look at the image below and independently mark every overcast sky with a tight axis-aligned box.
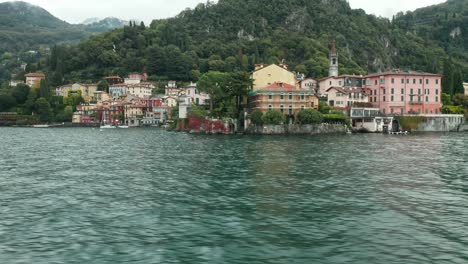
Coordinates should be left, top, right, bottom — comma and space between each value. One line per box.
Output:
1, 0, 447, 24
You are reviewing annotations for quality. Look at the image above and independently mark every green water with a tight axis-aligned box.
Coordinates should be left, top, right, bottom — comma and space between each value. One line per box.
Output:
0, 128, 467, 264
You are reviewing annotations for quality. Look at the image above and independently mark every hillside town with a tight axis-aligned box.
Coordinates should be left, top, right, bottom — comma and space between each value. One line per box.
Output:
6, 43, 467, 133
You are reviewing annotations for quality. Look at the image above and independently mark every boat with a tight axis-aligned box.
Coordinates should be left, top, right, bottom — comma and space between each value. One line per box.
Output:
32, 124, 50, 128
117, 125, 129, 129
100, 124, 116, 129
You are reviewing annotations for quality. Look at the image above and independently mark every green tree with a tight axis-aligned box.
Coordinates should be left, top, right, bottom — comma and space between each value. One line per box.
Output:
35, 97, 52, 122
442, 59, 454, 96
64, 90, 84, 111
262, 110, 285, 125
23, 89, 38, 114
97, 80, 109, 92
298, 109, 323, 124
318, 100, 331, 114
197, 71, 230, 112
0, 93, 16, 112
38, 79, 50, 99
250, 110, 263, 125
11, 83, 30, 104
453, 69, 464, 95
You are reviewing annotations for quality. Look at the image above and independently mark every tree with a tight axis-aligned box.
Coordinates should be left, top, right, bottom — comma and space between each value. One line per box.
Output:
64, 90, 84, 111
11, 83, 30, 104
197, 71, 230, 112
453, 69, 464, 95
38, 79, 50, 99
97, 80, 109, 92
262, 110, 285, 125
318, 100, 331, 114
23, 89, 38, 114
442, 58, 454, 96
298, 109, 323, 124
35, 97, 52, 122
250, 110, 263, 125
0, 93, 16, 112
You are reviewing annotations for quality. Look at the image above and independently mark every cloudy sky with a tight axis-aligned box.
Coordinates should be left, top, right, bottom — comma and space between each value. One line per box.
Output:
1, 0, 446, 24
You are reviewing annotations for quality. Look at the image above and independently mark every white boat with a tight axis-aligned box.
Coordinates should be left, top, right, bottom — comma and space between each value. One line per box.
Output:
100, 124, 116, 129
32, 125, 50, 128
117, 125, 129, 129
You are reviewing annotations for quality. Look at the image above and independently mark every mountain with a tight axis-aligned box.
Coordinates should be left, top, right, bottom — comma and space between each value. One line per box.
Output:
45, 0, 466, 85
394, 0, 468, 72
0, 1, 128, 53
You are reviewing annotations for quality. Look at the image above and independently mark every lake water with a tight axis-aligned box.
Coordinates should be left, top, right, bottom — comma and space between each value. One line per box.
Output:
0, 128, 467, 264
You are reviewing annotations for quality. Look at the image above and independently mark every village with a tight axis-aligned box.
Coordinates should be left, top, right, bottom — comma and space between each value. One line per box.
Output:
12, 43, 468, 133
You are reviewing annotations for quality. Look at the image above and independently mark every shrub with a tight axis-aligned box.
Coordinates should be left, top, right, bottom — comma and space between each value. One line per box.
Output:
250, 110, 263, 125
298, 109, 323, 124
262, 110, 285, 125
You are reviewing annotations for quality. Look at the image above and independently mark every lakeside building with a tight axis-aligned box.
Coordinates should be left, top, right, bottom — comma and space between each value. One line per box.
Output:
252, 64, 297, 90
363, 70, 443, 115
25, 72, 45, 87
180, 82, 210, 105
109, 83, 129, 99
326, 87, 369, 110
300, 78, 318, 92
56, 83, 98, 103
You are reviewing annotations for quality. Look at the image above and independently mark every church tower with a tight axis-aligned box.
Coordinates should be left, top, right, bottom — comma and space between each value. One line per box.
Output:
329, 41, 339, 77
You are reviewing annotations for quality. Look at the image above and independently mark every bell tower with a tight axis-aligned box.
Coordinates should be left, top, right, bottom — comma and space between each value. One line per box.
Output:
329, 41, 339, 77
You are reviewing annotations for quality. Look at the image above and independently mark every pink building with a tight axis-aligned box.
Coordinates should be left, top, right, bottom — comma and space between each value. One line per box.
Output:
363, 70, 442, 115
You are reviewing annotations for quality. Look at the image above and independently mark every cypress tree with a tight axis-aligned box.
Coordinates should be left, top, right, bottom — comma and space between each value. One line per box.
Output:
453, 69, 464, 95
442, 58, 454, 95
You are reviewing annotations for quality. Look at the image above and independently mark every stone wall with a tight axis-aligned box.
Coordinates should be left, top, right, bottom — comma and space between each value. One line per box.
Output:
397, 115, 465, 132
247, 124, 347, 135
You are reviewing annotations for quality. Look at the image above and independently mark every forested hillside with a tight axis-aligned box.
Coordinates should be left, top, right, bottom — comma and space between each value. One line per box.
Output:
41, 0, 467, 86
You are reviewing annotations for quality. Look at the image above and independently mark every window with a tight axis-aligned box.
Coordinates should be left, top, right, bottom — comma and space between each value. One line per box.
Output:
413, 79, 416, 84
288, 93, 293, 100
383, 89, 386, 94
436, 79, 439, 85
391, 88, 394, 94
401, 96, 404, 102
280, 105, 284, 113
391, 96, 394, 102
301, 93, 305, 100
374, 90, 377, 95
410, 95, 414, 102
268, 94, 273, 100
436, 96, 439, 102
401, 78, 404, 84
268, 105, 273, 111
426, 96, 429, 102
426, 79, 429, 85
418, 89, 421, 95
420, 79, 422, 84
330, 81, 332, 85
383, 96, 386, 102
427, 89, 430, 95
436, 89, 439, 95
391, 78, 395, 84
280, 94, 284, 100
375, 80, 378, 85
301, 105, 305, 110
410, 89, 414, 95
407, 79, 410, 84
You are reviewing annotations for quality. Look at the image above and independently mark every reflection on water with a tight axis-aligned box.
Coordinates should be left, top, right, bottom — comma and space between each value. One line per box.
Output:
0, 128, 467, 264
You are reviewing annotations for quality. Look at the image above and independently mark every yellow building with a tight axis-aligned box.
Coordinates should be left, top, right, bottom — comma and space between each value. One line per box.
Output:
56, 83, 98, 103
252, 64, 297, 90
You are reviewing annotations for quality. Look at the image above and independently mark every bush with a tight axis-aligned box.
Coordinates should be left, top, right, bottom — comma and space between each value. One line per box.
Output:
442, 105, 464, 114
318, 100, 331, 114
190, 105, 208, 118
262, 110, 285, 125
298, 109, 323, 124
250, 110, 263, 125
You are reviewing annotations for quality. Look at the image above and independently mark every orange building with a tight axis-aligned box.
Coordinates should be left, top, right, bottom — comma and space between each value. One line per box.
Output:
249, 82, 319, 120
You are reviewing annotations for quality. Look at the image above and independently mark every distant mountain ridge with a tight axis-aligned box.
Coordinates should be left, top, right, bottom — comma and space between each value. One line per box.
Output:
0, 1, 129, 53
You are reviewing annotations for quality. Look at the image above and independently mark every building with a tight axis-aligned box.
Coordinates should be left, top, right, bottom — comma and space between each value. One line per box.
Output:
165, 81, 182, 96
181, 83, 210, 105
326, 87, 369, 110
56, 83, 98, 103
93, 91, 111, 104
127, 83, 154, 98
300, 78, 318, 92
363, 70, 443, 115
109, 84, 129, 99
252, 64, 297, 90
124, 73, 148, 84
350, 108, 394, 133
9, 80, 25, 87
464, 82, 468, 96
25, 73, 45, 87
249, 82, 319, 123
329, 41, 339, 77
318, 75, 365, 97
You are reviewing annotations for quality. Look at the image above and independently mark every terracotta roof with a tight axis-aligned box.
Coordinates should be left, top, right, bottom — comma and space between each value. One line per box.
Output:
261, 82, 297, 91
318, 75, 364, 82
365, 70, 443, 78
25, 73, 45, 78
